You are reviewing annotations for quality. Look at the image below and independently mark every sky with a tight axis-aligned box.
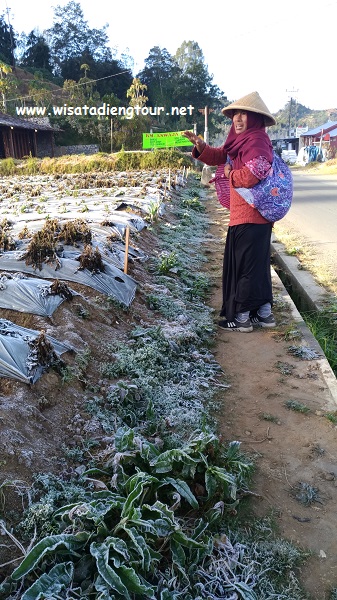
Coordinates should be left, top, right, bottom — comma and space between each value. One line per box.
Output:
2, 0, 337, 114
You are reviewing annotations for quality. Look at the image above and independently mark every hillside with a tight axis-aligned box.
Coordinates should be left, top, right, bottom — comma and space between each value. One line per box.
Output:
6, 66, 65, 113
273, 101, 337, 137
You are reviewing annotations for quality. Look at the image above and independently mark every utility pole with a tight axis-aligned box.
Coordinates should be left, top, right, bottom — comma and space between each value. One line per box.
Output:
286, 88, 299, 137
198, 106, 215, 144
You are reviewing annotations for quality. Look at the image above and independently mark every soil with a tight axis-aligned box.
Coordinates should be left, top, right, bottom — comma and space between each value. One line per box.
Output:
0, 179, 337, 599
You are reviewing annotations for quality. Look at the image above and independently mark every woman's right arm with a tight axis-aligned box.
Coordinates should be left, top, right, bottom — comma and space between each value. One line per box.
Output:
193, 144, 227, 166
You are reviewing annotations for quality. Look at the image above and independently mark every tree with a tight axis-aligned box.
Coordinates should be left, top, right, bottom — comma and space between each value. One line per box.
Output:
174, 40, 222, 109
126, 77, 148, 108
80, 63, 90, 78
137, 43, 224, 135
0, 13, 16, 66
47, 1, 110, 74
60, 50, 132, 100
0, 61, 12, 110
19, 31, 52, 73
27, 77, 53, 108
92, 57, 132, 100
171, 40, 225, 137
137, 46, 181, 108
78, 63, 98, 102
45, 1, 132, 102
174, 40, 204, 72
63, 78, 85, 103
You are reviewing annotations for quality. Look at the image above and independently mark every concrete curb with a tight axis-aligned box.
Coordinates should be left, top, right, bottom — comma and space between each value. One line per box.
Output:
271, 238, 333, 312
271, 239, 337, 409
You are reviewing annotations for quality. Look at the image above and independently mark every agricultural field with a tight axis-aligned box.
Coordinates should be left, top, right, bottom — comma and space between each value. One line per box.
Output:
0, 157, 336, 599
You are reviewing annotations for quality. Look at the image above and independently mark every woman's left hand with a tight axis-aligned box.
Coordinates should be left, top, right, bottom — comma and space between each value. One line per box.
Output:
224, 164, 232, 178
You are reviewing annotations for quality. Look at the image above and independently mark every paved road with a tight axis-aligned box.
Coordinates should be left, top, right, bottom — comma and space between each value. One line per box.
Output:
274, 171, 337, 283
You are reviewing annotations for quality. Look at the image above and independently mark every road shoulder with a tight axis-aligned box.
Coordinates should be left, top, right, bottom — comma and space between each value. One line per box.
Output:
206, 195, 337, 599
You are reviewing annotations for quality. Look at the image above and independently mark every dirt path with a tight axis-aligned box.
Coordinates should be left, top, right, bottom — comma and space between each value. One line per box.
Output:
206, 196, 337, 599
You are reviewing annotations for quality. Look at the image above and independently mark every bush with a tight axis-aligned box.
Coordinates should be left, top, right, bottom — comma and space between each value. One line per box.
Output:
114, 148, 191, 171
0, 157, 16, 175
0, 150, 191, 176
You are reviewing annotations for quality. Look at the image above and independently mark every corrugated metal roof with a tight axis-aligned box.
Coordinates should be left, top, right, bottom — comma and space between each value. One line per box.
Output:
325, 127, 337, 137
0, 112, 56, 131
301, 121, 337, 136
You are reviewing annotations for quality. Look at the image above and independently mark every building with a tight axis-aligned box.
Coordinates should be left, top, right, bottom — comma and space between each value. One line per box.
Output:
0, 112, 58, 159
299, 120, 337, 159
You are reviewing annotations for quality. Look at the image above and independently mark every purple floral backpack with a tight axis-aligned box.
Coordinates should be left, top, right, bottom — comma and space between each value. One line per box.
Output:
236, 152, 293, 222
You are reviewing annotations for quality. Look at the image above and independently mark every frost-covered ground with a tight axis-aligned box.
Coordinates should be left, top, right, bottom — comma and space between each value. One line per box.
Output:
0, 169, 320, 599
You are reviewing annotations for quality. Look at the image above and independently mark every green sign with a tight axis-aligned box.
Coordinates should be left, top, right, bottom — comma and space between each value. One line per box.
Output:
142, 131, 194, 149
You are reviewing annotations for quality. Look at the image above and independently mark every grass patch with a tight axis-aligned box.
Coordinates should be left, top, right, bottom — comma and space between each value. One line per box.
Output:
282, 325, 303, 341
292, 481, 321, 506
273, 225, 337, 295
302, 310, 337, 376
0, 157, 17, 175
284, 400, 311, 414
324, 412, 337, 425
287, 345, 320, 360
259, 412, 280, 423
276, 361, 295, 376
291, 158, 337, 176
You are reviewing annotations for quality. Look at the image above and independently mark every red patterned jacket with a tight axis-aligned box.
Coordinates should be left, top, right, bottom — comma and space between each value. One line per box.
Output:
193, 144, 269, 226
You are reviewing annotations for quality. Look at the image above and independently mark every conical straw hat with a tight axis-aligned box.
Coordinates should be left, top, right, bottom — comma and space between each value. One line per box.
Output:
222, 91, 276, 126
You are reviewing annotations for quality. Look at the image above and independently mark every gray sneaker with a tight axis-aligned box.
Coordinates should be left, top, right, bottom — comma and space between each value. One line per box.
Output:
250, 311, 276, 328
218, 317, 253, 332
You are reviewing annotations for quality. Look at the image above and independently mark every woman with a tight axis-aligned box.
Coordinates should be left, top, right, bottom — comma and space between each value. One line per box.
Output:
184, 91, 276, 332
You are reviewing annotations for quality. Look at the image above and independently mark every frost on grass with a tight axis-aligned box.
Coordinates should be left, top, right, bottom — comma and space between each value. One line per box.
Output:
292, 481, 322, 506
0, 176, 310, 600
98, 191, 224, 444
276, 361, 295, 376
99, 323, 223, 443
287, 345, 321, 360
194, 524, 308, 600
285, 400, 311, 414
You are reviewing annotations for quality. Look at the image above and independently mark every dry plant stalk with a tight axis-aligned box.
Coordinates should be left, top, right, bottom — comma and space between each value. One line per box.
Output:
22, 230, 57, 270
18, 225, 31, 239
0, 218, 15, 251
78, 245, 105, 273
21, 219, 95, 270
59, 219, 92, 245
28, 332, 61, 370
49, 279, 73, 301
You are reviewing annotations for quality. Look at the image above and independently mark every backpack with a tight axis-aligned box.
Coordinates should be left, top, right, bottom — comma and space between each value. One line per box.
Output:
236, 152, 293, 222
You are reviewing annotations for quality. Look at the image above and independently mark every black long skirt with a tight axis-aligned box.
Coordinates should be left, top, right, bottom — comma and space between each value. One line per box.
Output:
220, 223, 273, 321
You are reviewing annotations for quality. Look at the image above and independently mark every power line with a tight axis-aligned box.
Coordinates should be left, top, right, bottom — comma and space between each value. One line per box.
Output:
6, 69, 130, 104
